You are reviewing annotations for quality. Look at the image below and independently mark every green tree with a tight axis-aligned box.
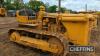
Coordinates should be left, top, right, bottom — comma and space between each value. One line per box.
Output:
48, 5, 57, 13
4, 0, 24, 10
0, 0, 4, 4
28, 0, 45, 12
61, 7, 67, 13
4, 0, 15, 10
48, 5, 69, 13
0, 0, 4, 7
24, 3, 30, 9
13, 1, 23, 10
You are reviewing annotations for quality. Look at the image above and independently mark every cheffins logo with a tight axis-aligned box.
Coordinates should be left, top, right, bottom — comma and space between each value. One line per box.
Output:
69, 46, 95, 52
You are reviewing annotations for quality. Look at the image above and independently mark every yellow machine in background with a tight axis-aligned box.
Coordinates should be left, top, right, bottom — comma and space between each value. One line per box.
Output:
0, 8, 5, 17
16, 6, 46, 27
8, 6, 98, 56
0, 0, 5, 17
16, 9, 37, 26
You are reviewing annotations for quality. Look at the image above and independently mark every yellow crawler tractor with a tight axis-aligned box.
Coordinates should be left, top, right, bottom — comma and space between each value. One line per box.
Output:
0, 8, 5, 17
0, 0, 5, 17
8, 6, 97, 56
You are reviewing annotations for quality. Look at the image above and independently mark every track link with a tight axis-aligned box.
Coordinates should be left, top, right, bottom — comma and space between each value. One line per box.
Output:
8, 28, 69, 56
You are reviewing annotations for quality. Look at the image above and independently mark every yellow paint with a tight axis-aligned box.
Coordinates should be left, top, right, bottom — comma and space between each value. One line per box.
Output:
61, 14, 97, 45
11, 13, 97, 49
16, 10, 37, 25
10, 33, 59, 53
16, 6, 46, 26
9, 6, 98, 55
0, 8, 5, 16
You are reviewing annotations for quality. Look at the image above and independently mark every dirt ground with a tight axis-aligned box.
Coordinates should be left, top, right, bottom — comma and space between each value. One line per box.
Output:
0, 17, 51, 56
0, 17, 100, 56
91, 17, 100, 56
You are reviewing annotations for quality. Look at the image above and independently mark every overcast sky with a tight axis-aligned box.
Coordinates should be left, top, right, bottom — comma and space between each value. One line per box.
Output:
24, 0, 100, 11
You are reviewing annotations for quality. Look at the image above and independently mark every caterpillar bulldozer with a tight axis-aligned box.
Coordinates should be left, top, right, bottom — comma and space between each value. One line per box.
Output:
0, 0, 5, 17
8, 6, 97, 56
